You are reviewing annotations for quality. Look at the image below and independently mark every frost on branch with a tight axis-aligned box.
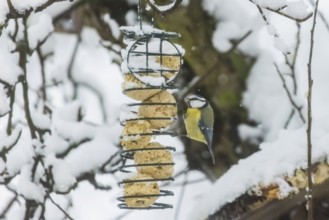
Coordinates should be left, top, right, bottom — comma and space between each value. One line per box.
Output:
191, 118, 329, 219
0, 0, 126, 219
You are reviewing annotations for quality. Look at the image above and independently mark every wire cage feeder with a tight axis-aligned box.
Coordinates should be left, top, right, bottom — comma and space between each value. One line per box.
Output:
117, 0, 184, 210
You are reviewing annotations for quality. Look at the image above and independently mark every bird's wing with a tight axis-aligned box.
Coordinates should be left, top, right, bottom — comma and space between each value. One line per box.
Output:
199, 117, 215, 164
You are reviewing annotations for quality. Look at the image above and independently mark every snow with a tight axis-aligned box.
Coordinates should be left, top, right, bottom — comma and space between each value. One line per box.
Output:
125, 10, 138, 26
6, 207, 25, 220
212, 21, 241, 52
286, 1, 311, 20
53, 101, 83, 121
44, 193, 69, 220
31, 111, 51, 130
53, 119, 96, 143
238, 124, 263, 144
203, 0, 258, 53
120, 24, 180, 37
27, 12, 54, 50
5, 129, 34, 176
187, 1, 329, 219
64, 128, 118, 177
11, 0, 47, 12
274, 37, 291, 54
253, 0, 287, 10
0, 128, 21, 152
0, 86, 10, 116
0, 0, 328, 219
0, 158, 5, 174
17, 165, 45, 203
267, 24, 278, 36
0, 3, 9, 25
0, 35, 22, 85
43, 133, 69, 155
72, 27, 132, 124
191, 118, 329, 219
45, 154, 76, 193
103, 14, 120, 40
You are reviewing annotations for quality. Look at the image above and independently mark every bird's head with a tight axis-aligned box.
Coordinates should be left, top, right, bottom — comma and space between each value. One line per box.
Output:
184, 94, 208, 109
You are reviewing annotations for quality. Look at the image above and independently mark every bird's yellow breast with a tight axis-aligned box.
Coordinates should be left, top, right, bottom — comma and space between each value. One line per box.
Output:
184, 108, 207, 144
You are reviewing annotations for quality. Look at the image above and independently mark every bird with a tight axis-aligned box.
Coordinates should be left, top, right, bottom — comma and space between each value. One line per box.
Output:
183, 94, 215, 164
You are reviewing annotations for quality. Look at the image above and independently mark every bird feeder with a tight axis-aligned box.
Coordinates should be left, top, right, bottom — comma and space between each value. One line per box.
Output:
117, 0, 184, 210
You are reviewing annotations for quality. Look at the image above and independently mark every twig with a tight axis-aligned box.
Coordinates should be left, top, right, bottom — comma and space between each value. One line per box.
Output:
76, 82, 107, 122
36, 47, 48, 113
168, 177, 207, 187
0, 130, 22, 158
179, 62, 220, 99
45, 191, 74, 220
174, 170, 188, 220
284, 110, 295, 129
67, 35, 81, 99
248, 0, 312, 22
0, 79, 11, 88
6, 85, 16, 135
283, 23, 301, 128
226, 30, 253, 54
273, 63, 305, 123
0, 192, 18, 218
306, 0, 320, 219
100, 150, 121, 172
285, 23, 301, 95
6, 0, 72, 20
308, 0, 329, 33
266, 7, 312, 22
56, 138, 91, 158
19, 17, 37, 139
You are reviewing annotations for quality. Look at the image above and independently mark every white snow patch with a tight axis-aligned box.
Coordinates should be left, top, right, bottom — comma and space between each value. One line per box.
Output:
190, 117, 329, 219
45, 154, 76, 193
254, 0, 286, 10
286, 1, 311, 20
0, 86, 10, 116
27, 12, 54, 50
17, 166, 45, 203
31, 111, 51, 130
64, 128, 118, 177
103, 14, 120, 40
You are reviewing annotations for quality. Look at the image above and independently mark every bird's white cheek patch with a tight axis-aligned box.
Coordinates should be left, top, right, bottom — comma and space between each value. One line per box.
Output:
189, 100, 205, 108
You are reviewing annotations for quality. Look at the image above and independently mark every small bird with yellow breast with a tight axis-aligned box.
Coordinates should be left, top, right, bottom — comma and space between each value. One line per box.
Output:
183, 94, 215, 164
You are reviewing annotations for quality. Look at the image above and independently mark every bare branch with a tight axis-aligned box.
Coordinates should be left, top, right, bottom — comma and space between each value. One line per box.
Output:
67, 35, 81, 99
308, 0, 329, 33
56, 138, 91, 158
174, 170, 188, 220
249, 0, 312, 22
273, 63, 305, 123
0, 189, 18, 218
45, 191, 74, 220
6, 85, 16, 135
306, 0, 320, 219
6, 0, 73, 20
18, 17, 37, 139
36, 47, 48, 113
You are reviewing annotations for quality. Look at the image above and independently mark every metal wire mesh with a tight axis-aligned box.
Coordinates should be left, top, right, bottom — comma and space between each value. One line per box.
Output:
117, 0, 183, 210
